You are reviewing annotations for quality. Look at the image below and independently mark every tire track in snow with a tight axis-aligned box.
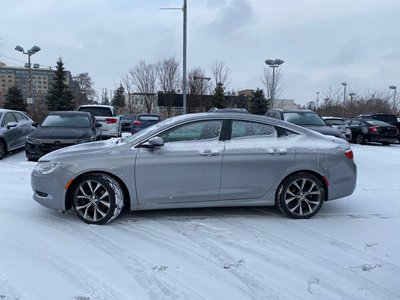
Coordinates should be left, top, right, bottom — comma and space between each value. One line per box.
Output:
0, 272, 24, 300
0, 209, 203, 300
116, 219, 304, 299
217, 212, 400, 299
0, 234, 123, 300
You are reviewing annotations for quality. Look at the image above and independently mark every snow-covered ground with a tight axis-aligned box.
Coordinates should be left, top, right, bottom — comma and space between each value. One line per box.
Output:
1, 144, 399, 300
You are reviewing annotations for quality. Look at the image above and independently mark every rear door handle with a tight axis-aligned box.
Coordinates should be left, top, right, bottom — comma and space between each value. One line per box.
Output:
268, 148, 287, 155
199, 149, 219, 156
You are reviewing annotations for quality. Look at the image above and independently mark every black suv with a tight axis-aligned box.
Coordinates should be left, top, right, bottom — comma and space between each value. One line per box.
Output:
356, 113, 400, 141
266, 109, 346, 139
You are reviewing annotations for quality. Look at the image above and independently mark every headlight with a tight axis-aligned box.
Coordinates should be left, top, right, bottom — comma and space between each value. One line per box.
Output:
26, 136, 40, 144
33, 161, 62, 175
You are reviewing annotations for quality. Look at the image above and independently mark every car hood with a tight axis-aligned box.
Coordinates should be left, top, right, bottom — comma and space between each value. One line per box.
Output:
38, 138, 126, 162
302, 125, 343, 137
29, 127, 91, 139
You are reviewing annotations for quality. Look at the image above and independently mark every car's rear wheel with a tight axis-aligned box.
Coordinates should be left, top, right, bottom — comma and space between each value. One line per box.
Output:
355, 134, 365, 145
0, 139, 6, 160
276, 173, 325, 219
382, 142, 390, 146
71, 174, 124, 225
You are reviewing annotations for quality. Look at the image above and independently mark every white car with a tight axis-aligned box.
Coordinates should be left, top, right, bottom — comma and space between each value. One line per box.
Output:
78, 105, 120, 139
322, 117, 352, 141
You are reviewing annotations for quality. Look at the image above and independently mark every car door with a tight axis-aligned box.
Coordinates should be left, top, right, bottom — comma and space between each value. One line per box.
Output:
12, 112, 32, 147
219, 120, 296, 200
1, 112, 21, 150
135, 119, 224, 205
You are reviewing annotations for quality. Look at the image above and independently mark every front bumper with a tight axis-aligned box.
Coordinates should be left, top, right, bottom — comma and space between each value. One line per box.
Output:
31, 166, 76, 211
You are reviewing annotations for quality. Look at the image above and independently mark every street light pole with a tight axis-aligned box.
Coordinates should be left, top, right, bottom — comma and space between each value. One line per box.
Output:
316, 91, 320, 109
161, 0, 187, 115
349, 92, 356, 104
15, 45, 41, 104
341, 82, 347, 104
389, 85, 397, 113
264, 59, 284, 108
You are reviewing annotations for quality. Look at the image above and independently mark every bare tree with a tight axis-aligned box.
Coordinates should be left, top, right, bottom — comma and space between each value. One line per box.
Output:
157, 56, 181, 117
72, 72, 96, 106
130, 61, 157, 113
119, 70, 135, 113
261, 67, 283, 103
188, 67, 211, 112
210, 60, 231, 91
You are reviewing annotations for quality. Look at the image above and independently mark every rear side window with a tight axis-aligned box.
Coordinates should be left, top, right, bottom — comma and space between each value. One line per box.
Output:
2, 112, 15, 126
231, 121, 277, 139
79, 107, 113, 117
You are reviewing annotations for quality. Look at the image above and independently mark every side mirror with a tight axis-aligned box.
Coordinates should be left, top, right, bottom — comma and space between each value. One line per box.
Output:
6, 122, 18, 130
142, 136, 164, 148
32, 122, 39, 127
95, 123, 102, 128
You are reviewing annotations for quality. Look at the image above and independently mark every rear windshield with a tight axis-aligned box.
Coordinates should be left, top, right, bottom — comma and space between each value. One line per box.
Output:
42, 114, 91, 127
325, 119, 346, 126
79, 107, 113, 117
138, 115, 161, 121
283, 112, 326, 126
367, 120, 393, 126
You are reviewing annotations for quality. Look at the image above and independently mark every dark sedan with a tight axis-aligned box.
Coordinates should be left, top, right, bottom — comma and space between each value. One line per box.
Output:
25, 111, 101, 161
348, 119, 398, 145
119, 114, 136, 132
131, 114, 161, 133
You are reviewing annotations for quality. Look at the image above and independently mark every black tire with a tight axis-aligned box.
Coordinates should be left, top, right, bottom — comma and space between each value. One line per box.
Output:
382, 142, 390, 146
71, 174, 124, 225
0, 139, 6, 160
355, 134, 365, 145
276, 173, 325, 219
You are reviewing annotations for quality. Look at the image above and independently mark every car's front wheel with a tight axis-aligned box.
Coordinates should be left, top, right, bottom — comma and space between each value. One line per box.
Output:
276, 173, 325, 219
71, 174, 124, 225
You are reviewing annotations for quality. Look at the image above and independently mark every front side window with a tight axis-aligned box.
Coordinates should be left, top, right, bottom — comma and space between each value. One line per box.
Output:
231, 120, 277, 140
159, 120, 223, 143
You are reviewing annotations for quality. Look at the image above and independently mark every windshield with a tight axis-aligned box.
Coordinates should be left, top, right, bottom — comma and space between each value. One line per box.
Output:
41, 114, 91, 127
325, 119, 346, 126
79, 107, 113, 117
283, 112, 326, 126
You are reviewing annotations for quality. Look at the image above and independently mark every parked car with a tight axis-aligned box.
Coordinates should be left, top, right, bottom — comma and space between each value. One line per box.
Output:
266, 109, 346, 139
322, 117, 352, 141
119, 114, 136, 133
356, 113, 400, 141
25, 111, 101, 161
77, 105, 120, 139
347, 119, 398, 145
131, 114, 161, 133
31, 112, 357, 225
0, 108, 35, 160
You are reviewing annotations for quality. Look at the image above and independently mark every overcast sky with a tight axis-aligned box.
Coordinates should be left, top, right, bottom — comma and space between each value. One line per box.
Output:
1, 0, 399, 105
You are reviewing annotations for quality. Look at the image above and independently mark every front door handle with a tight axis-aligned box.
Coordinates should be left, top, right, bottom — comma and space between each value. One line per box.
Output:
268, 148, 287, 155
199, 149, 219, 156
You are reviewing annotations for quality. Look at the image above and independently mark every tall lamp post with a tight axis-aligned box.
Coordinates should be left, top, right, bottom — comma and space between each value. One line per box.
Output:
264, 59, 284, 107
389, 85, 397, 113
194, 76, 211, 112
316, 91, 320, 109
15, 45, 41, 104
161, 0, 187, 114
349, 92, 356, 104
341, 82, 347, 104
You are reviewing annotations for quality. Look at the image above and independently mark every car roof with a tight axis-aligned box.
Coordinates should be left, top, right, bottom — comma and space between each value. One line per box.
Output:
78, 104, 115, 109
0, 108, 25, 113
48, 111, 92, 116
208, 107, 249, 113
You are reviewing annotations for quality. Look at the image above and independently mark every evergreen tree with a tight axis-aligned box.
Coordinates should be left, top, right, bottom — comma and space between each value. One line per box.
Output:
4, 86, 27, 111
249, 88, 270, 115
212, 82, 225, 108
111, 85, 126, 110
46, 58, 74, 111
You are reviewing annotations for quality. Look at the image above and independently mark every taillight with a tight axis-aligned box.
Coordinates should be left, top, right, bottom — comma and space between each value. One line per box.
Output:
345, 149, 354, 160
369, 126, 379, 133
133, 121, 142, 126
105, 118, 117, 124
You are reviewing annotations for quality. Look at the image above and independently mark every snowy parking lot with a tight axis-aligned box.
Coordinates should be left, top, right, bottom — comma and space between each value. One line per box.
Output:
1, 144, 400, 300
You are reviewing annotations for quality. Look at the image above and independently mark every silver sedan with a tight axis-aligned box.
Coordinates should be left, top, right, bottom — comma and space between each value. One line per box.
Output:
31, 113, 357, 224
